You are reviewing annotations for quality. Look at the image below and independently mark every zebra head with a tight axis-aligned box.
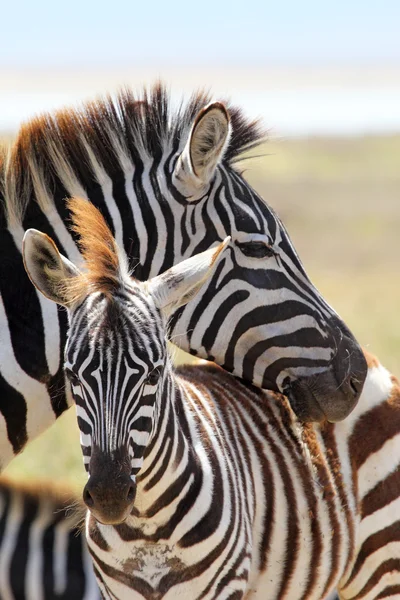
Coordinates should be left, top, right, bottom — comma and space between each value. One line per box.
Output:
12, 86, 367, 423
163, 100, 368, 422
22, 197, 229, 525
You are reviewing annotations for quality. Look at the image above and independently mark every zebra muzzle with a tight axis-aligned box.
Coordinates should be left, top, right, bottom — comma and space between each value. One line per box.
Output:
83, 474, 136, 525
284, 318, 368, 423
83, 448, 137, 524
286, 349, 367, 423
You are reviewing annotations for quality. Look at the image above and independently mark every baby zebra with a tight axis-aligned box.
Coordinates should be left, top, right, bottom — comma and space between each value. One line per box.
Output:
23, 199, 400, 600
0, 477, 100, 599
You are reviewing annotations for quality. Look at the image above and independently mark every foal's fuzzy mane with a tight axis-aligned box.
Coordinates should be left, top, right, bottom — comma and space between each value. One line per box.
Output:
62, 197, 126, 303
0, 83, 265, 227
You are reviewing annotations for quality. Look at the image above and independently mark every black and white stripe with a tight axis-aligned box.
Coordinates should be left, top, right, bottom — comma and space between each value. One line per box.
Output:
65, 278, 354, 600
0, 477, 100, 599
22, 224, 400, 600
0, 84, 366, 465
69, 303, 400, 600
0, 471, 341, 600
73, 297, 400, 600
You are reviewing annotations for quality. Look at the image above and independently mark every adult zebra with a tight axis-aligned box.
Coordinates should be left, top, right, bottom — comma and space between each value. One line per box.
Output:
0, 477, 100, 599
0, 84, 367, 467
22, 198, 400, 600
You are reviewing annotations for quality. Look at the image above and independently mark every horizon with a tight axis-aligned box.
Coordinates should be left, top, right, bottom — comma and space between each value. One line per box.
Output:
1, 64, 400, 137
2, 0, 399, 136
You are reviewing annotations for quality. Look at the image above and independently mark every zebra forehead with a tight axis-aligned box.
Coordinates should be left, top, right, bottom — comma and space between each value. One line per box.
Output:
68, 289, 164, 364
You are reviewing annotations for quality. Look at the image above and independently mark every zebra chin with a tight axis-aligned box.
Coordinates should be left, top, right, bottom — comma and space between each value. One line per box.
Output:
87, 504, 135, 526
285, 355, 368, 423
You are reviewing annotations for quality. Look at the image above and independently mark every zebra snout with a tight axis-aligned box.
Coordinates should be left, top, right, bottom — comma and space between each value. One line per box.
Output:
83, 475, 136, 525
285, 318, 368, 423
286, 334, 368, 424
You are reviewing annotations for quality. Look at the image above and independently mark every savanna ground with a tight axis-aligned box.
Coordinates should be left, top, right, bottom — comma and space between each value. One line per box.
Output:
3, 133, 400, 496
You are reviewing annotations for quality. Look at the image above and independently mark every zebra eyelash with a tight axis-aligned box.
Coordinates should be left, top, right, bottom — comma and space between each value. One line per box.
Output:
235, 240, 276, 259
65, 368, 81, 388
145, 366, 163, 386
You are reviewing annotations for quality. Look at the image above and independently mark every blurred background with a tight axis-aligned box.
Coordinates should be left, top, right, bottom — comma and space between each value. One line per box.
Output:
2, 0, 399, 491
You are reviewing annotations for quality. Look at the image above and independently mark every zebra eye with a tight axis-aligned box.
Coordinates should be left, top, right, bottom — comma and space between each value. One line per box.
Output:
66, 369, 81, 388
146, 367, 162, 386
236, 241, 276, 259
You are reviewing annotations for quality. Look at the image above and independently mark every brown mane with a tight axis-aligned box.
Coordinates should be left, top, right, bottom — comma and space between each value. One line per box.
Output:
0, 83, 265, 227
62, 197, 126, 304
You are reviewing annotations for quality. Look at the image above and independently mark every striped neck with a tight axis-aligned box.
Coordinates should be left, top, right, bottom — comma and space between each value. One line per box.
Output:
127, 372, 203, 529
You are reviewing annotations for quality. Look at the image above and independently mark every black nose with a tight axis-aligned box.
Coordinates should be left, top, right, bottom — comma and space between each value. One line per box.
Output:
83, 475, 136, 524
286, 326, 368, 423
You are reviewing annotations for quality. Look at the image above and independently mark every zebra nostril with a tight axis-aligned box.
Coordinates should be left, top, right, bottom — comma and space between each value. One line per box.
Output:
349, 377, 360, 397
83, 487, 94, 508
126, 485, 136, 503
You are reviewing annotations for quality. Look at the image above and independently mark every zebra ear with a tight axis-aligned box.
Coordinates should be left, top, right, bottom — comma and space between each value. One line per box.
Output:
148, 237, 230, 317
22, 229, 80, 308
172, 103, 231, 200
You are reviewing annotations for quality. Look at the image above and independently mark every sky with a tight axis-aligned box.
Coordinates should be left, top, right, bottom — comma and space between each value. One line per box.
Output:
1, 1, 399, 135
1, 0, 399, 68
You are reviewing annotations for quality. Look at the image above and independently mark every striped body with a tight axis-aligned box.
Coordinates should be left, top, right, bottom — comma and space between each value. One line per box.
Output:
0, 478, 100, 600
22, 199, 400, 600
85, 359, 400, 600
0, 356, 396, 600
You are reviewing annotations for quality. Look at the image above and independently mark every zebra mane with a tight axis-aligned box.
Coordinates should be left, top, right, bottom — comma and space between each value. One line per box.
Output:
0, 83, 264, 227
62, 197, 128, 304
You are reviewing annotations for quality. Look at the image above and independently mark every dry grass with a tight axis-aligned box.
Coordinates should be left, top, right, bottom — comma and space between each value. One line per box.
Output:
3, 133, 400, 488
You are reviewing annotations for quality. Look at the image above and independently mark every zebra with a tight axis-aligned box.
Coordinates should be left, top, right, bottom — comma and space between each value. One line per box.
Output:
0, 476, 100, 599
0, 84, 367, 468
0, 477, 337, 600
22, 198, 400, 600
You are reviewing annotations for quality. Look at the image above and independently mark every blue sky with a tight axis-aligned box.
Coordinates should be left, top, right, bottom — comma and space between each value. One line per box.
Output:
2, 0, 399, 67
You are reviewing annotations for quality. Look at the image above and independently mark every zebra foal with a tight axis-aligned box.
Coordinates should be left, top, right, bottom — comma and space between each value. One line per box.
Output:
23, 198, 400, 600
